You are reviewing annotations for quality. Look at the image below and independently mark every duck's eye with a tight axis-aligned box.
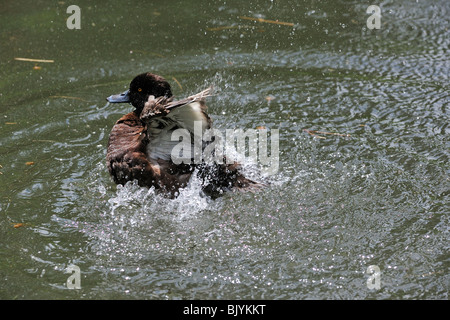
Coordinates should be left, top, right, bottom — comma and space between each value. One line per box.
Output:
138, 88, 142, 92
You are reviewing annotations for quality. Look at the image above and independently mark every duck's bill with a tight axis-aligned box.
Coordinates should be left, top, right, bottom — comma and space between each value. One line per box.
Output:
106, 90, 130, 103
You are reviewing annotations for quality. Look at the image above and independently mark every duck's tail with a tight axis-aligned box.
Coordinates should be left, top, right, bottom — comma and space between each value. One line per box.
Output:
233, 174, 266, 193
198, 161, 265, 198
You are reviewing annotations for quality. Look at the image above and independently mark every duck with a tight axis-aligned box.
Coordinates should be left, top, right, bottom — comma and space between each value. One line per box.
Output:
106, 72, 262, 198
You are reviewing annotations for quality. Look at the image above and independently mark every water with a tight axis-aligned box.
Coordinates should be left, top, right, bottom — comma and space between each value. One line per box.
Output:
0, 0, 448, 299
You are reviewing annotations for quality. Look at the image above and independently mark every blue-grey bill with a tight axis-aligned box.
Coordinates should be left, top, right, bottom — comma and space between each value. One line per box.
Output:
106, 90, 130, 103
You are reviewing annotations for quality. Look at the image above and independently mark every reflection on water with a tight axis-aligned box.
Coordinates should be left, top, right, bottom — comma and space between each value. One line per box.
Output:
0, 0, 448, 299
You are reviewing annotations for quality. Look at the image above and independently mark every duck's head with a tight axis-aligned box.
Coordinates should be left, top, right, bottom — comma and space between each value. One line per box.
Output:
107, 72, 173, 113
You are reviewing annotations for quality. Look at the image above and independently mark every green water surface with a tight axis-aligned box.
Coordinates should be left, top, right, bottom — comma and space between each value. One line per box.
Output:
0, 0, 448, 299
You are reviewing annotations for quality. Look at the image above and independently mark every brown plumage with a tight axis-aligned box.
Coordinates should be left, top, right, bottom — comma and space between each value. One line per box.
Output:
106, 72, 263, 198
106, 111, 193, 196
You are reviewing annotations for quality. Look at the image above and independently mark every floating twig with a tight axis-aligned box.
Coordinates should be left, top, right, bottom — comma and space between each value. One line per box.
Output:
14, 57, 54, 63
239, 16, 294, 27
303, 129, 351, 139
172, 77, 183, 91
304, 129, 326, 139
206, 25, 255, 31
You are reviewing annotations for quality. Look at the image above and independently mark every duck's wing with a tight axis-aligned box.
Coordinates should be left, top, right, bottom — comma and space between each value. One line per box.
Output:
165, 87, 213, 110
142, 88, 213, 162
139, 87, 212, 121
